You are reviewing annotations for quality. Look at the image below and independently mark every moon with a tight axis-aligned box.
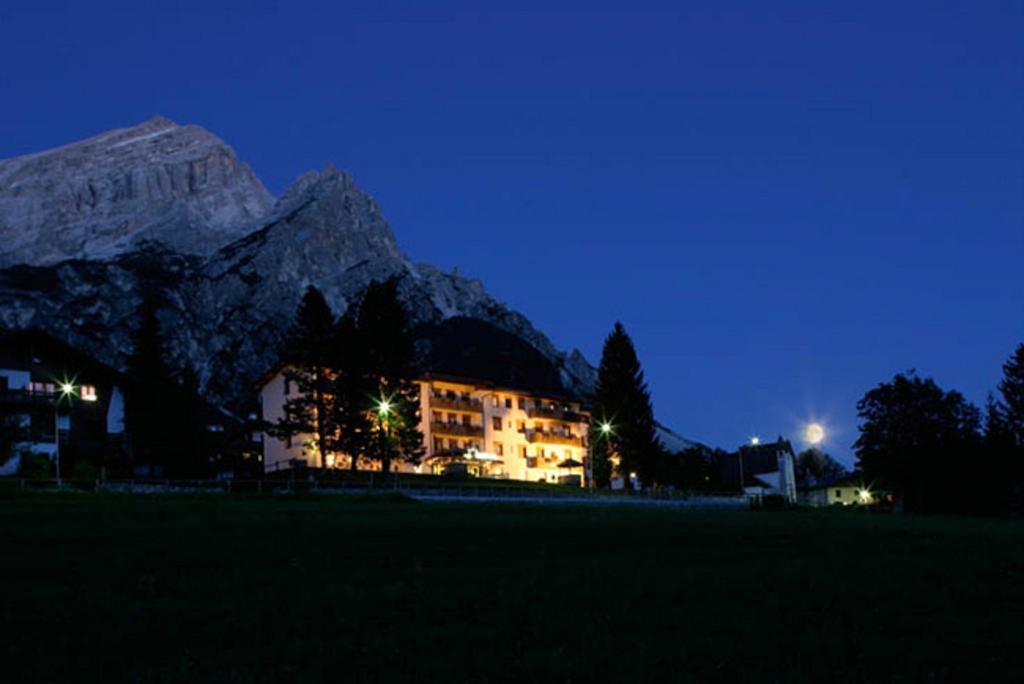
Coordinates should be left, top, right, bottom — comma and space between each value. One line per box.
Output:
804, 423, 825, 445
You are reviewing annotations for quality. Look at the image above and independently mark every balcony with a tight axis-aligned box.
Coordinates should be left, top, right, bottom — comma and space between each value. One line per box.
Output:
0, 387, 57, 407
527, 406, 585, 423
431, 421, 485, 438
430, 394, 483, 413
526, 430, 583, 447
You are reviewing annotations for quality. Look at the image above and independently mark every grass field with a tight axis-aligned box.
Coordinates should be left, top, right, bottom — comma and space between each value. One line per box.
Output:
1, 493, 1022, 682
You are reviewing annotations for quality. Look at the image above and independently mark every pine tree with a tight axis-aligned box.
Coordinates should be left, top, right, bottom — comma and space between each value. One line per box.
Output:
984, 394, 1014, 448
125, 299, 178, 473
996, 344, 1024, 448
330, 314, 375, 471
991, 344, 1024, 514
592, 322, 661, 489
269, 286, 337, 468
356, 279, 424, 474
170, 365, 210, 478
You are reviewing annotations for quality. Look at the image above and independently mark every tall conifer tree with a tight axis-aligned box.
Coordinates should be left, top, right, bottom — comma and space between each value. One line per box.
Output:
356, 279, 424, 474
330, 314, 375, 471
592, 322, 661, 488
995, 344, 1024, 448
125, 299, 178, 472
270, 286, 337, 468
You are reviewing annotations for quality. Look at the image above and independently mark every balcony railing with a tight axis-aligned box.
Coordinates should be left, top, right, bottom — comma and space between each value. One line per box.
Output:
431, 421, 485, 438
526, 430, 583, 447
430, 395, 483, 413
526, 457, 561, 469
527, 406, 585, 423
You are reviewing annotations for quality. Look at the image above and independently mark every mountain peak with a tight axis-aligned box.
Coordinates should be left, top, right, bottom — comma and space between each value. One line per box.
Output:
0, 118, 273, 268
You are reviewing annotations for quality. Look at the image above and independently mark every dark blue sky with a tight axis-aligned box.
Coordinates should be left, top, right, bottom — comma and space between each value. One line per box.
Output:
2, 1, 1022, 462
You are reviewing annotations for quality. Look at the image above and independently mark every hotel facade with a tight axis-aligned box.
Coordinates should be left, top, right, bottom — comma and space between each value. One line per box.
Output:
258, 370, 591, 485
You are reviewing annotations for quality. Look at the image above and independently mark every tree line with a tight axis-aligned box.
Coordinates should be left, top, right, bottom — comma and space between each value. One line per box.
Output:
854, 344, 1024, 515
267, 280, 423, 472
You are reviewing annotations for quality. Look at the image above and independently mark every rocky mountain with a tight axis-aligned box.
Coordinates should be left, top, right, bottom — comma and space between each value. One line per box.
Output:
0, 117, 272, 268
0, 118, 596, 408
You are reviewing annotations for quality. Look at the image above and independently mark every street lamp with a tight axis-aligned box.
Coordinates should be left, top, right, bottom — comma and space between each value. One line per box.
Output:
54, 379, 79, 486
589, 420, 614, 489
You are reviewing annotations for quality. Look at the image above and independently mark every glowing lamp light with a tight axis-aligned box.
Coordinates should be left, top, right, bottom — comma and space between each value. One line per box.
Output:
60, 382, 75, 397
377, 399, 391, 415
804, 422, 826, 445
750, 436, 760, 446
599, 422, 613, 435
858, 489, 872, 503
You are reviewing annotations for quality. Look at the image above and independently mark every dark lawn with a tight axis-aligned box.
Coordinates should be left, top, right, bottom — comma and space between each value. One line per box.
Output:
1, 493, 1022, 683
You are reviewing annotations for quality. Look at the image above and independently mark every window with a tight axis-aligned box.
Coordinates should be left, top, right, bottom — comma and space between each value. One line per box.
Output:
518, 398, 525, 409
492, 417, 502, 430
286, 434, 293, 448
520, 446, 528, 457
80, 385, 97, 402
505, 397, 512, 408
432, 411, 441, 423
835, 489, 842, 498
538, 448, 545, 459
447, 413, 456, 424
517, 420, 526, 432
462, 414, 471, 426
494, 442, 504, 456
29, 381, 53, 395
492, 396, 500, 407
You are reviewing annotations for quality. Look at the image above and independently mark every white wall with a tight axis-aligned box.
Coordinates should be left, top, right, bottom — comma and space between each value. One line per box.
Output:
260, 370, 314, 471
106, 384, 125, 434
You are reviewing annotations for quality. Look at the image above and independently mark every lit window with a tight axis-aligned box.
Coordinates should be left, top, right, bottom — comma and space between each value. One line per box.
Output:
80, 385, 98, 402
29, 381, 52, 395
492, 417, 502, 430
495, 442, 504, 456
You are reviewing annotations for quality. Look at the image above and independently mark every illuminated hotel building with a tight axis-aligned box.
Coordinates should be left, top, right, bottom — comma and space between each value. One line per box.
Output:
258, 371, 590, 485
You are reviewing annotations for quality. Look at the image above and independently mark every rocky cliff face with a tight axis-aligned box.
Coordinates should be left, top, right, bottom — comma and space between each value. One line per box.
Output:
0, 117, 272, 268
0, 118, 596, 407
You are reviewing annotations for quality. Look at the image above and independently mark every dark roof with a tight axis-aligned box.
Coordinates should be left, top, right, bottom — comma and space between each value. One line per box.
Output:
716, 438, 793, 488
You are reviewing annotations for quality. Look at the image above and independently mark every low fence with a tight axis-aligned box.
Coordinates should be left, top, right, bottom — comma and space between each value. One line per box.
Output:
0, 476, 749, 507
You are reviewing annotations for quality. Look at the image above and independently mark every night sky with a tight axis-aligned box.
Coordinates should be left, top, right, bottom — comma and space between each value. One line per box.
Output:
2, 1, 1021, 463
